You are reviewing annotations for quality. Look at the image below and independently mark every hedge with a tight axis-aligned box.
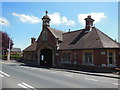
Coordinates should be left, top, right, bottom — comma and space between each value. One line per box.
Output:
0, 55, 22, 60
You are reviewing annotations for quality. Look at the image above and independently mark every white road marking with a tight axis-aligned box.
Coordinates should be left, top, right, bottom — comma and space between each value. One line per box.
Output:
41, 69, 49, 72
31, 68, 38, 70
0, 71, 10, 77
18, 84, 28, 88
50, 71, 56, 73
23, 67, 31, 69
56, 71, 62, 73
22, 82, 34, 88
85, 78, 98, 81
85, 78, 91, 80
113, 83, 120, 86
18, 82, 34, 89
39, 69, 43, 71
90, 79, 98, 81
64, 74, 73, 77
0, 74, 4, 77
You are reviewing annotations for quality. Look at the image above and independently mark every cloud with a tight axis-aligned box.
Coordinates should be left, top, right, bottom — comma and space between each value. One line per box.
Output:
49, 12, 75, 26
12, 13, 41, 24
12, 12, 75, 26
78, 12, 106, 26
49, 13, 61, 25
0, 17, 10, 26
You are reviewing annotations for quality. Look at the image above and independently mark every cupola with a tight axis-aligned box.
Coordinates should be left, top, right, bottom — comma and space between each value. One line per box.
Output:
42, 11, 51, 27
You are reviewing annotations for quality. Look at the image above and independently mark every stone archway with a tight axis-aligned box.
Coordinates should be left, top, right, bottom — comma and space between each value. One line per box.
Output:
40, 48, 53, 67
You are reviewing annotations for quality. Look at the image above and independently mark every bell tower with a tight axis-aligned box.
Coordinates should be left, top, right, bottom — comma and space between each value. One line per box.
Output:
42, 11, 51, 29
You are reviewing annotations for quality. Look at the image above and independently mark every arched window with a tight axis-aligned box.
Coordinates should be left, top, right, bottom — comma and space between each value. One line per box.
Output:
42, 31, 47, 41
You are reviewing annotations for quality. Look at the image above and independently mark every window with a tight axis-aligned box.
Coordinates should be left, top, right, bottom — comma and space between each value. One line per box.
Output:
101, 51, 106, 55
42, 31, 47, 41
108, 52, 114, 64
43, 20, 49, 25
41, 55, 44, 61
84, 52, 93, 64
61, 53, 70, 63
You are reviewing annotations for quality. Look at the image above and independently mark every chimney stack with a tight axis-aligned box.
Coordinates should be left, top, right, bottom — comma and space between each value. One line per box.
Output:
84, 15, 94, 30
31, 37, 36, 44
68, 29, 70, 32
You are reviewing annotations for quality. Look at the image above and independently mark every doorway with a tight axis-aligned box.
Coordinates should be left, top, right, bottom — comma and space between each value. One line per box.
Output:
40, 48, 52, 67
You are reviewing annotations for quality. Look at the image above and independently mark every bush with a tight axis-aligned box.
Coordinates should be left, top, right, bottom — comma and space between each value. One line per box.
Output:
0, 55, 22, 60
0, 55, 7, 60
10, 55, 22, 60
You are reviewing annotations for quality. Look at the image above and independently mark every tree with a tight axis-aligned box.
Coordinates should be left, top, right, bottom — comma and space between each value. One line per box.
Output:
0, 31, 14, 55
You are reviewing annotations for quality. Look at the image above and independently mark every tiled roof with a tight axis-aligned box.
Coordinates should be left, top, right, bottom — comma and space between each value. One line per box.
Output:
48, 27, 64, 41
58, 27, 119, 50
95, 28, 119, 48
23, 42, 37, 52
58, 30, 83, 50
23, 27, 120, 51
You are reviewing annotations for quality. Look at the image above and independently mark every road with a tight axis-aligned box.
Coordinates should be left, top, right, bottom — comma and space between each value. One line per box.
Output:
0, 60, 119, 89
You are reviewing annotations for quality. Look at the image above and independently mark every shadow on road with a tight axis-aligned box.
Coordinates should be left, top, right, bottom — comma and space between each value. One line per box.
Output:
18, 62, 51, 69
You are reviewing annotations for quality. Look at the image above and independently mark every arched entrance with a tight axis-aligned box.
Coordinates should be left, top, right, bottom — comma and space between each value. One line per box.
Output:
40, 48, 52, 67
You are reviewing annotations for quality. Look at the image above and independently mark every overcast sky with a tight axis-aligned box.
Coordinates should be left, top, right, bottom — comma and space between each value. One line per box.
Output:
1, 2, 118, 50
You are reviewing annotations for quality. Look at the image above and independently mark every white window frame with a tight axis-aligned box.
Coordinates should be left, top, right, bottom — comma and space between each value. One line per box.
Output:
61, 53, 71, 64
83, 52, 94, 65
107, 51, 116, 67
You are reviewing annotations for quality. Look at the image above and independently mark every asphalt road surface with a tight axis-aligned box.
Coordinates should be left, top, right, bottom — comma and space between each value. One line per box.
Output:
0, 60, 119, 89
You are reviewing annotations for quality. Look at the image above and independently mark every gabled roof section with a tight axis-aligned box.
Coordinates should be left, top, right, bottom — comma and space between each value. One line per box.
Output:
58, 29, 83, 50
73, 28, 103, 49
58, 27, 119, 50
70, 29, 87, 45
23, 42, 37, 52
47, 27, 64, 41
95, 28, 119, 48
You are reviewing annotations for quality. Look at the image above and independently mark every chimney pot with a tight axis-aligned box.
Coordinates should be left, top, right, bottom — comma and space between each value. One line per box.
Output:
31, 37, 36, 44
68, 29, 70, 32
87, 15, 91, 18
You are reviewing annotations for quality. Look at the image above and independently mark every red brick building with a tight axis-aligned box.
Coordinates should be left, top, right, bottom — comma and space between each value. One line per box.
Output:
23, 11, 120, 70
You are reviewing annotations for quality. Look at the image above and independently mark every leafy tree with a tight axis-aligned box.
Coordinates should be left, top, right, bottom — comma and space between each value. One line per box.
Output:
0, 31, 14, 55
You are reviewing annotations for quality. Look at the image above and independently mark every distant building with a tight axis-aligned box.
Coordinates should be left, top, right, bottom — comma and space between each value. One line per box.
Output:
23, 11, 120, 69
23, 38, 37, 61
11, 48, 22, 56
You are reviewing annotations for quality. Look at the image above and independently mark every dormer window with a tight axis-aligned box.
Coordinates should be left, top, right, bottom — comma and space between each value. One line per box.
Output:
42, 30, 47, 41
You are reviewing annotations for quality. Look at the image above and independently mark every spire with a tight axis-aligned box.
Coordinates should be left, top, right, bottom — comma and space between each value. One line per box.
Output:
42, 10, 50, 20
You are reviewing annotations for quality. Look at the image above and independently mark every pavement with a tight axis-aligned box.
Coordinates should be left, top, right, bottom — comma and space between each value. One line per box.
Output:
50, 68, 120, 79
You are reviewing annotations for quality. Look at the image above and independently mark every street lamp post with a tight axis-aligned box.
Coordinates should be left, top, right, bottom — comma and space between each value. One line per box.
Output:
7, 38, 11, 60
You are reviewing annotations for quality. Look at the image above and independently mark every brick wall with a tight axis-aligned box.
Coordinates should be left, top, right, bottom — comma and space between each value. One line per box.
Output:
71, 51, 82, 64
36, 28, 57, 50
115, 49, 120, 66
93, 50, 101, 66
